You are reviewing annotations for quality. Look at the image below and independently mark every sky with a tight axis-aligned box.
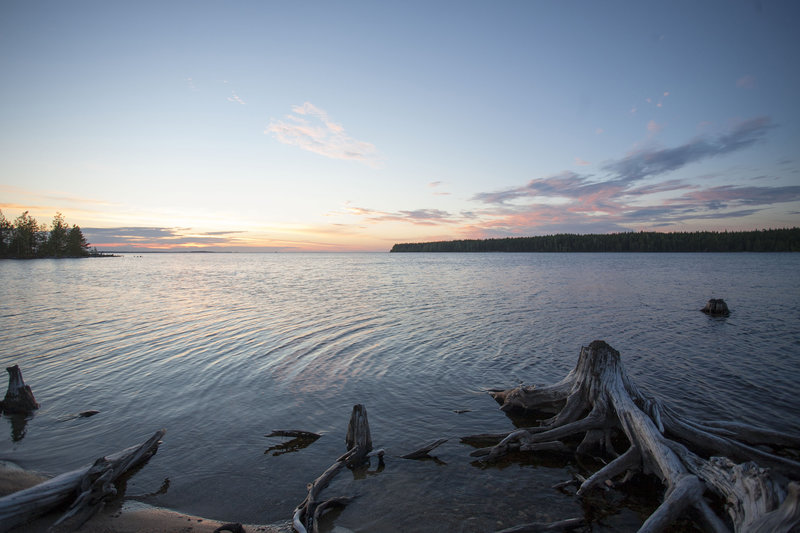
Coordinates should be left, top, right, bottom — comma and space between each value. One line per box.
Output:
1, 1, 799, 252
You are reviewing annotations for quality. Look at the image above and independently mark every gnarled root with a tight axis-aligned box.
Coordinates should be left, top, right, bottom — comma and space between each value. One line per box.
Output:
468, 341, 800, 532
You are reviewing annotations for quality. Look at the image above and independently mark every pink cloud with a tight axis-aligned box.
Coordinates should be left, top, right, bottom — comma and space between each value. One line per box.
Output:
267, 103, 380, 166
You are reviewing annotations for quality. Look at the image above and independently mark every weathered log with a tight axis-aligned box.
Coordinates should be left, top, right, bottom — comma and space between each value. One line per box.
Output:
467, 341, 800, 532
265, 430, 321, 456
293, 405, 377, 533
0, 365, 39, 414
0, 429, 165, 532
266, 430, 321, 439
702, 298, 730, 316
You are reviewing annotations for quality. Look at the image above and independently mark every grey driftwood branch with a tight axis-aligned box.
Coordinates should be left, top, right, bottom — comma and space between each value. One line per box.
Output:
0, 429, 166, 532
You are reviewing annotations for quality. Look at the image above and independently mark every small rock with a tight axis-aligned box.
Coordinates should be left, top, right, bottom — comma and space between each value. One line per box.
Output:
701, 298, 730, 316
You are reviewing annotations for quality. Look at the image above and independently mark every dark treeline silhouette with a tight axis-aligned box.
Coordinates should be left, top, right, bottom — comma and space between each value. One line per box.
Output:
391, 228, 800, 253
0, 210, 90, 259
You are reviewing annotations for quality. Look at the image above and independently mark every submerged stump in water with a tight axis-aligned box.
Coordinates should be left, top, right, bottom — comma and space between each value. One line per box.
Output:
702, 298, 730, 316
0, 365, 39, 414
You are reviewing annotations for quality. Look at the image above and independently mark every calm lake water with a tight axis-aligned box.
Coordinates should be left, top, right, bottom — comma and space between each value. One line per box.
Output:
1, 253, 798, 531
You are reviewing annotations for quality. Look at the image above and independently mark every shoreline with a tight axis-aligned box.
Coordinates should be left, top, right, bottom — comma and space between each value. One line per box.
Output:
0, 461, 287, 533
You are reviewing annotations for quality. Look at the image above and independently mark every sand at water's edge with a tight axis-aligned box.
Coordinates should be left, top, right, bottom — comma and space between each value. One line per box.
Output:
0, 461, 287, 533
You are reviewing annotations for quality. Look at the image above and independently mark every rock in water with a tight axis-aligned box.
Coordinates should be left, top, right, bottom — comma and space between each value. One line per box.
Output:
0, 365, 39, 414
701, 298, 730, 316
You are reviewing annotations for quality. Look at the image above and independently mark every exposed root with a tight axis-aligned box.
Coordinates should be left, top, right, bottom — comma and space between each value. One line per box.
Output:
469, 341, 800, 532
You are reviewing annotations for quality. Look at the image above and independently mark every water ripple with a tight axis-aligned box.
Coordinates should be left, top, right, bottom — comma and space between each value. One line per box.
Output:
1, 253, 798, 528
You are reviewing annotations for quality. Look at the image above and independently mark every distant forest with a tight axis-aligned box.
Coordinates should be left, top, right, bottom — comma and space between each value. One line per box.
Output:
390, 228, 800, 253
0, 210, 91, 259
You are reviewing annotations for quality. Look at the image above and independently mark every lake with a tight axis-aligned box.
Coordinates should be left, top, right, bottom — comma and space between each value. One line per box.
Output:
1, 253, 798, 531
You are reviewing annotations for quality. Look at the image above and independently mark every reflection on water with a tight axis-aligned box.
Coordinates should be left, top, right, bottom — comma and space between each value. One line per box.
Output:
1, 252, 798, 531
4, 413, 31, 442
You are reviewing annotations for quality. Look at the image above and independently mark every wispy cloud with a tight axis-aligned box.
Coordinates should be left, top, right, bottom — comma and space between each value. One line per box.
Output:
267, 102, 380, 166
464, 116, 793, 234
344, 205, 467, 226
227, 91, 246, 105
647, 120, 663, 134
82, 227, 248, 248
605, 116, 772, 183
428, 181, 451, 195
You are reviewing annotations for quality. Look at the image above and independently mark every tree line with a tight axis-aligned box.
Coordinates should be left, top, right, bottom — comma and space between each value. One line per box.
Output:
0, 210, 91, 259
390, 228, 800, 253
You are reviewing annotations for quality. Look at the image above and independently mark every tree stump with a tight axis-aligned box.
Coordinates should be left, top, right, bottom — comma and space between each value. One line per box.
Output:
0, 365, 39, 414
702, 298, 730, 316
464, 341, 800, 532
293, 404, 382, 533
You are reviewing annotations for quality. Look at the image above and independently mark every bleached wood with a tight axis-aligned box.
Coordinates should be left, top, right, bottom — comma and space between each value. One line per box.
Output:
473, 341, 800, 532
0, 429, 165, 532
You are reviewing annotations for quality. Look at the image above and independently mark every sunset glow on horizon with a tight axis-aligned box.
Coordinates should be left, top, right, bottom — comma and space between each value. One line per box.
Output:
2, 1, 799, 252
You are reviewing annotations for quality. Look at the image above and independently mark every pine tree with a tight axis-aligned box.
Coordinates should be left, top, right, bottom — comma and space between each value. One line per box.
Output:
66, 225, 90, 257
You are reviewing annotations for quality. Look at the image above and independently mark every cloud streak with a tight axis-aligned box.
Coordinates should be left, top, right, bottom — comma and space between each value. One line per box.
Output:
267, 102, 380, 166
462, 116, 796, 235
344, 206, 465, 226
82, 227, 248, 248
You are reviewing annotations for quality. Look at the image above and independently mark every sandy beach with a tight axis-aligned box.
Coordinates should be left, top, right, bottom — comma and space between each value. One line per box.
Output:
0, 460, 287, 533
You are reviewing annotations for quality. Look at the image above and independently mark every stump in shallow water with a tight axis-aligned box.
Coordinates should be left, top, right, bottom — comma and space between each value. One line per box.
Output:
702, 298, 730, 316
293, 404, 383, 533
0, 365, 39, 414
464, 340, 800, 532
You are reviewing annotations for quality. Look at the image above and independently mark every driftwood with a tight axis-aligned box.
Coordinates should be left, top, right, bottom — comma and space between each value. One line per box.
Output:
0, 429, 165, 532
400, 438, 448, 460
265, 430, 321, 456
0, 365, 39, 414
464, 341, 800, 532
293, 405, 382, 533
702, 298, 730, 316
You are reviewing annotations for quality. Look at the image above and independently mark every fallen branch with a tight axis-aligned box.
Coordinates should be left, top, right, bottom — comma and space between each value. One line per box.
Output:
0, 429, 165, 532
465, 341, 800, 532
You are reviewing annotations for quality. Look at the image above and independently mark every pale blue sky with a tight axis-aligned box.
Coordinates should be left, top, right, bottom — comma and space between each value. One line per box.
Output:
1, 1, 798, 251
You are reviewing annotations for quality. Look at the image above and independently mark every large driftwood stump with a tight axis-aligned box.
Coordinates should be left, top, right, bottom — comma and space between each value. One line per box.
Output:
465, 341, 800, 532
0, 429, 165, 532
0, 365, 39, 414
